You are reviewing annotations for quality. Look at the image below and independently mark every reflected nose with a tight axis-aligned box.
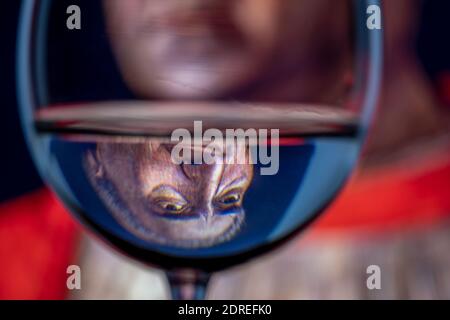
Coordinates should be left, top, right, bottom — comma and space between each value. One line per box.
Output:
181, 161, 224, 220
197, 207, 215, 222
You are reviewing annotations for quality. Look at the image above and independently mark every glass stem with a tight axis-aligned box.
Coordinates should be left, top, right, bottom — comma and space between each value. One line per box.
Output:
166, 269, 211, 300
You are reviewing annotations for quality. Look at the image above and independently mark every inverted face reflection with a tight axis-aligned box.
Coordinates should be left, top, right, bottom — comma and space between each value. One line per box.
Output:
84, 142, 254, 248
103, 0, 351, 100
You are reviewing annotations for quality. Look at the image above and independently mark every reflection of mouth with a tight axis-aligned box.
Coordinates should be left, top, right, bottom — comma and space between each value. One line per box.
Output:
116, 202, 245, 249
151, 214, 246, 249
142, 6, 233, 34
138, 10, 244, 61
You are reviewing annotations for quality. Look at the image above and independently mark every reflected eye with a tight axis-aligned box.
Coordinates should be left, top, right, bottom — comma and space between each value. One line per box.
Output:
215, 190, 242, 209
150, 185, 190, 216
154, 199, 188, 215
221, 194, 241, 205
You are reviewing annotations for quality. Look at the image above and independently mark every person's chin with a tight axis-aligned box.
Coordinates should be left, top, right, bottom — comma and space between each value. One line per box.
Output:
142, 214, 245, 248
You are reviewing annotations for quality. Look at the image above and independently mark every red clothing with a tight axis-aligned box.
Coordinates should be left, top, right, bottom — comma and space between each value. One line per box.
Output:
0, 189, 78, 299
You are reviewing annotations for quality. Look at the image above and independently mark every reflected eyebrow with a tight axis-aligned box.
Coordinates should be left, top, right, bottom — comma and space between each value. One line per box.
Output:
215, 176, 248, 197
150, 185, 188, 202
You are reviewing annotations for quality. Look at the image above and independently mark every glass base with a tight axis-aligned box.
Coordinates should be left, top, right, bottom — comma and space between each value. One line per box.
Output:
166, 269, 211, 300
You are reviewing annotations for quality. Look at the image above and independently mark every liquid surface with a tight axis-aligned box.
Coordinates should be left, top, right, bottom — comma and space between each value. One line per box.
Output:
31, 102, 361, 267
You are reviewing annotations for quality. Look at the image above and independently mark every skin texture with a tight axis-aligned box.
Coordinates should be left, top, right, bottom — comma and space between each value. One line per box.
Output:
102, 0, 352, 101
85, 142, 253, 248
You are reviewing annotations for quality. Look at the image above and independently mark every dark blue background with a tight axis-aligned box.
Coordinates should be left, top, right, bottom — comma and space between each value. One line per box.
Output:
1, 1, 450, 203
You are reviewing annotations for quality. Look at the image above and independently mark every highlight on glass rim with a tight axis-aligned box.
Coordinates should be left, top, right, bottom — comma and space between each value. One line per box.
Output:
1, 0, 449, 305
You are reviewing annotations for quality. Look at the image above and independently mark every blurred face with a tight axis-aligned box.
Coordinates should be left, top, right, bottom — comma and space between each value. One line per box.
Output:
103, 0, 351, 100
85, 142, 253, 248
103, 0, 281, 99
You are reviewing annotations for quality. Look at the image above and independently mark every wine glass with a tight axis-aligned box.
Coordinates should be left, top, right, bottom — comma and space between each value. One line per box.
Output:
17, 0, 382, 300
